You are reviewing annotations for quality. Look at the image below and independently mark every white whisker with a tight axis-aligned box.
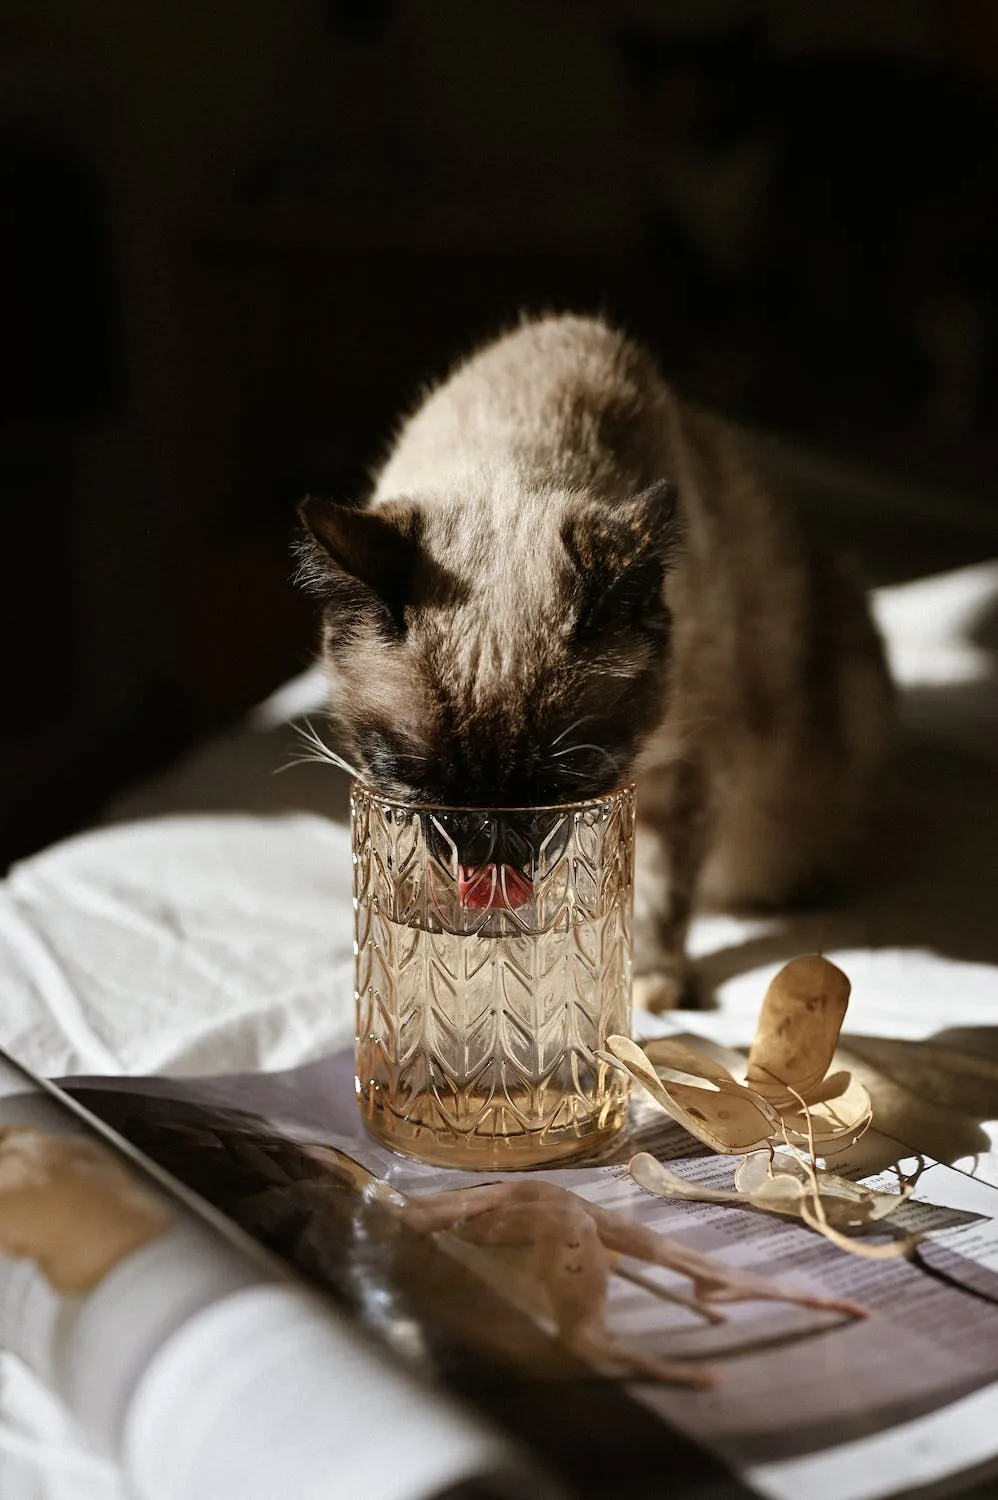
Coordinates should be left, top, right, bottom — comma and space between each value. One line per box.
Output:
550, 742, 625, 773
278, 719, 362, 780
549, 714, 596, 750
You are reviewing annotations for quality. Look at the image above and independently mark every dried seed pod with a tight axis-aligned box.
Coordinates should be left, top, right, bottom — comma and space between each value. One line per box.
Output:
605, 1035, 777, 1153
630, 1149, 915, 1260
746, 956, 851, 1108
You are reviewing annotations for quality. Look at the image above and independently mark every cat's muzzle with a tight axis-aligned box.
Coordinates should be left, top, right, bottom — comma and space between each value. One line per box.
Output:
427, 811, 571, 912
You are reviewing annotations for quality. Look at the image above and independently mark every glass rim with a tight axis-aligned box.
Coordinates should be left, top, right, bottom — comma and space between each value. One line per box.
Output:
349, 778, 636, 816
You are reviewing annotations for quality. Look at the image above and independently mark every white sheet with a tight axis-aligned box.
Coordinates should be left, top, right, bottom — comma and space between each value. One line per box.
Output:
1, 559, 997, 1498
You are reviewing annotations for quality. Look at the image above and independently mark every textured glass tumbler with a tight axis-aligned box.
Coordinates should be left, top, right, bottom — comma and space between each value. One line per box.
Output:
352, 784, 635, 1168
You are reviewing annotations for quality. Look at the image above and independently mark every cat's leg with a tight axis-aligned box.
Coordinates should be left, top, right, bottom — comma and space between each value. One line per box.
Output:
700, 557, 893, 913
633, 755, 712, 1011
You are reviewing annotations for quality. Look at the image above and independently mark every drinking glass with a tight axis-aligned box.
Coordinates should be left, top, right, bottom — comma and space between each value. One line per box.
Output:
352, 783, 635, 1168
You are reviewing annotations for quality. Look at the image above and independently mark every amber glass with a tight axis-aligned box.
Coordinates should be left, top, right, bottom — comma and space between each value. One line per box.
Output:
352, 783, 634, 1168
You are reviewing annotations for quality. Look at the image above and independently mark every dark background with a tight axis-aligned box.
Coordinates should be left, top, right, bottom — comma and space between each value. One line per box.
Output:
3, 0, 998, 871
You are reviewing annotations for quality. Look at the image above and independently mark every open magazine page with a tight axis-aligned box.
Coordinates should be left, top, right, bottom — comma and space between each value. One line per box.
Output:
65, 1033, 998, 1500
0, 1049, 543, 1500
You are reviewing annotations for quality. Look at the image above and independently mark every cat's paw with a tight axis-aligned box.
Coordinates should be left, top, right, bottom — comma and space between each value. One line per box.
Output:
633, 965, 701, 1013
633, 972, 683, 1012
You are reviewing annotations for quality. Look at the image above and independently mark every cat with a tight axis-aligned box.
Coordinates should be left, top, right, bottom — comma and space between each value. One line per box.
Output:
296, 313, 893, 1008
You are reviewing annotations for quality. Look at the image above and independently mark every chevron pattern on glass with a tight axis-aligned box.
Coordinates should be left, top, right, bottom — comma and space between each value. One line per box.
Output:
353, 785, 634, 1167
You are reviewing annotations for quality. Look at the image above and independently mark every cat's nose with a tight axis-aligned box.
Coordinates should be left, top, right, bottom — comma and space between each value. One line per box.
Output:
425, 807, 571, 911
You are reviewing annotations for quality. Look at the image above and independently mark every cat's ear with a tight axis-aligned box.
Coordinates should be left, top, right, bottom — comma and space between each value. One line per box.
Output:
295, 497, 423, 633
561, 480, 681, 638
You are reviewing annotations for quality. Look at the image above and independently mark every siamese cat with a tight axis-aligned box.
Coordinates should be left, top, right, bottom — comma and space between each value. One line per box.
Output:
296, 314, 892, 1008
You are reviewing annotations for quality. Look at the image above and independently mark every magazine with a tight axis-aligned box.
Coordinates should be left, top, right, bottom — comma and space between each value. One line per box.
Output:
4, 1023, 998, 1500
0, 1049, 555, 1500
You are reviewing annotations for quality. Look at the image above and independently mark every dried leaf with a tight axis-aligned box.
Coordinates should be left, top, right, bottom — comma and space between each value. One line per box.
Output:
631, 1149, 915, 1260
746, 955, 851, 1107
796, 1199, 920, 1259
606, 1035, 777, 1153
778, 1079, 920, 1260
735, 1151, 912, 1227
642, 1037, 745, 1091
615, 955, 914, 1261
794, 1069, 853, 1105
733, 1152, 804, 1200
779, 1073, 874, 1153
630, 1153, 744, 1205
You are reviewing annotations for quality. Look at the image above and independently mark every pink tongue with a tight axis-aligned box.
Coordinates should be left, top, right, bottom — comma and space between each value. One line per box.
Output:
458, 863, 533, 910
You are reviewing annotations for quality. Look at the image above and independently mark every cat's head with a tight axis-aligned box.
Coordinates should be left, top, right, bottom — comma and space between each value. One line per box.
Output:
295, 478, 681, 807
